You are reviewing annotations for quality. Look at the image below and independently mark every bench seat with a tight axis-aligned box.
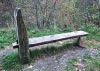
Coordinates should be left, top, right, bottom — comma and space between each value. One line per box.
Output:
12, 31, 88, 48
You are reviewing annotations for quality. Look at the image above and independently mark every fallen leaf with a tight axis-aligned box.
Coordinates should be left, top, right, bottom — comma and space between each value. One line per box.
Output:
73, 63, 84, 67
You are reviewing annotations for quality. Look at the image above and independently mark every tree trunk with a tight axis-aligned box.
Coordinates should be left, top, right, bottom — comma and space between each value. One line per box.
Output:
14, 8, 30, 64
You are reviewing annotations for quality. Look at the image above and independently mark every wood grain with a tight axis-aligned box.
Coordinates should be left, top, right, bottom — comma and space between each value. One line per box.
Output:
13, 31, 88, 48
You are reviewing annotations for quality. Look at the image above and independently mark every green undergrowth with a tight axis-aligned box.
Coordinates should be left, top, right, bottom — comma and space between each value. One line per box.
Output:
30, 42, 73, 58
79, 24, 100, 50
0, 29, 16, 49
28, 26, 71, 38
1, 24, 100, 70
0, 26, 71, 49
79, 24, 100, 41
86, 40, 100, 50
65, 57, 78, 71
1, 51, 23, 70
83, 54, 100, 71
65, 53, 100, 71
0, 24, 100, 49
1, 42, 73, 70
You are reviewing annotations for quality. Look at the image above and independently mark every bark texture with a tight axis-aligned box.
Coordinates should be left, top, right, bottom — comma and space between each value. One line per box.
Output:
14, 8, 30, 64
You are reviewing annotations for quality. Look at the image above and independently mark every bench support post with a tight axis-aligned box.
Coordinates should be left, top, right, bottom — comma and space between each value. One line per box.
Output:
75, 37, 85, 47
76, 37, 81, 46
14, 8, 30, 64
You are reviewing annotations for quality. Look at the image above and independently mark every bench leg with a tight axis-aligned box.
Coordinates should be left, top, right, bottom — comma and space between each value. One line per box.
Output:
75, 37, 86, 48
16, 40, 18, 44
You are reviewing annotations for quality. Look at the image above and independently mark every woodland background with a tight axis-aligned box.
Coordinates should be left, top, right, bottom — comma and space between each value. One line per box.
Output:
0, 0, 100, 29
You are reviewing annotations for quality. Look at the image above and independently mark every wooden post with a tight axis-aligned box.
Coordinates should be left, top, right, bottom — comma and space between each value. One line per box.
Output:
75, 37, 85, 48
14, 8, 30, 64
76, 37, 81, 46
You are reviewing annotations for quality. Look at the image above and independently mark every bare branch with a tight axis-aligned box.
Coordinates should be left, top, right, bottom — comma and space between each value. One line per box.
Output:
46, 0, 59, 25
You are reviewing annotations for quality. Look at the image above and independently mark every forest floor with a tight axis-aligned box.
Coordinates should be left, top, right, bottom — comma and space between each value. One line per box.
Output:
0, 46, 13, 70
0, 41, 100, 71
0, 25, 100, 71
22, 46, 100, 71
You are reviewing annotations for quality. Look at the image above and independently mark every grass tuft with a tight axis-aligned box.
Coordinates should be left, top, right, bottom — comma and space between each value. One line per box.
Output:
65, 57, 78, 71
1, 52, 22, 70
83, 54, 100, 71
30, 42, 73, 59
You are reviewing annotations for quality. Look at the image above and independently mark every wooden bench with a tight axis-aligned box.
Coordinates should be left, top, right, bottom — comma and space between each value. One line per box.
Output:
13, 8, 88, 64
13, 31, 88, 48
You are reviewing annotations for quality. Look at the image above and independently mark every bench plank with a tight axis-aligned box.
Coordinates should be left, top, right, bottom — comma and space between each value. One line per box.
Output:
13, 31, 88, 48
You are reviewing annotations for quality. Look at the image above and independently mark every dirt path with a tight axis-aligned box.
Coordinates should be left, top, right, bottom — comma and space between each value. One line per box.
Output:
0, 45, 99, 71
22, 47, 100, 71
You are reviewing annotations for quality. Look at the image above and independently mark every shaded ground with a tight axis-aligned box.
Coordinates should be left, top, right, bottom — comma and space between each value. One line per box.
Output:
22, 46, 100, 71
0, 44, 100, 71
